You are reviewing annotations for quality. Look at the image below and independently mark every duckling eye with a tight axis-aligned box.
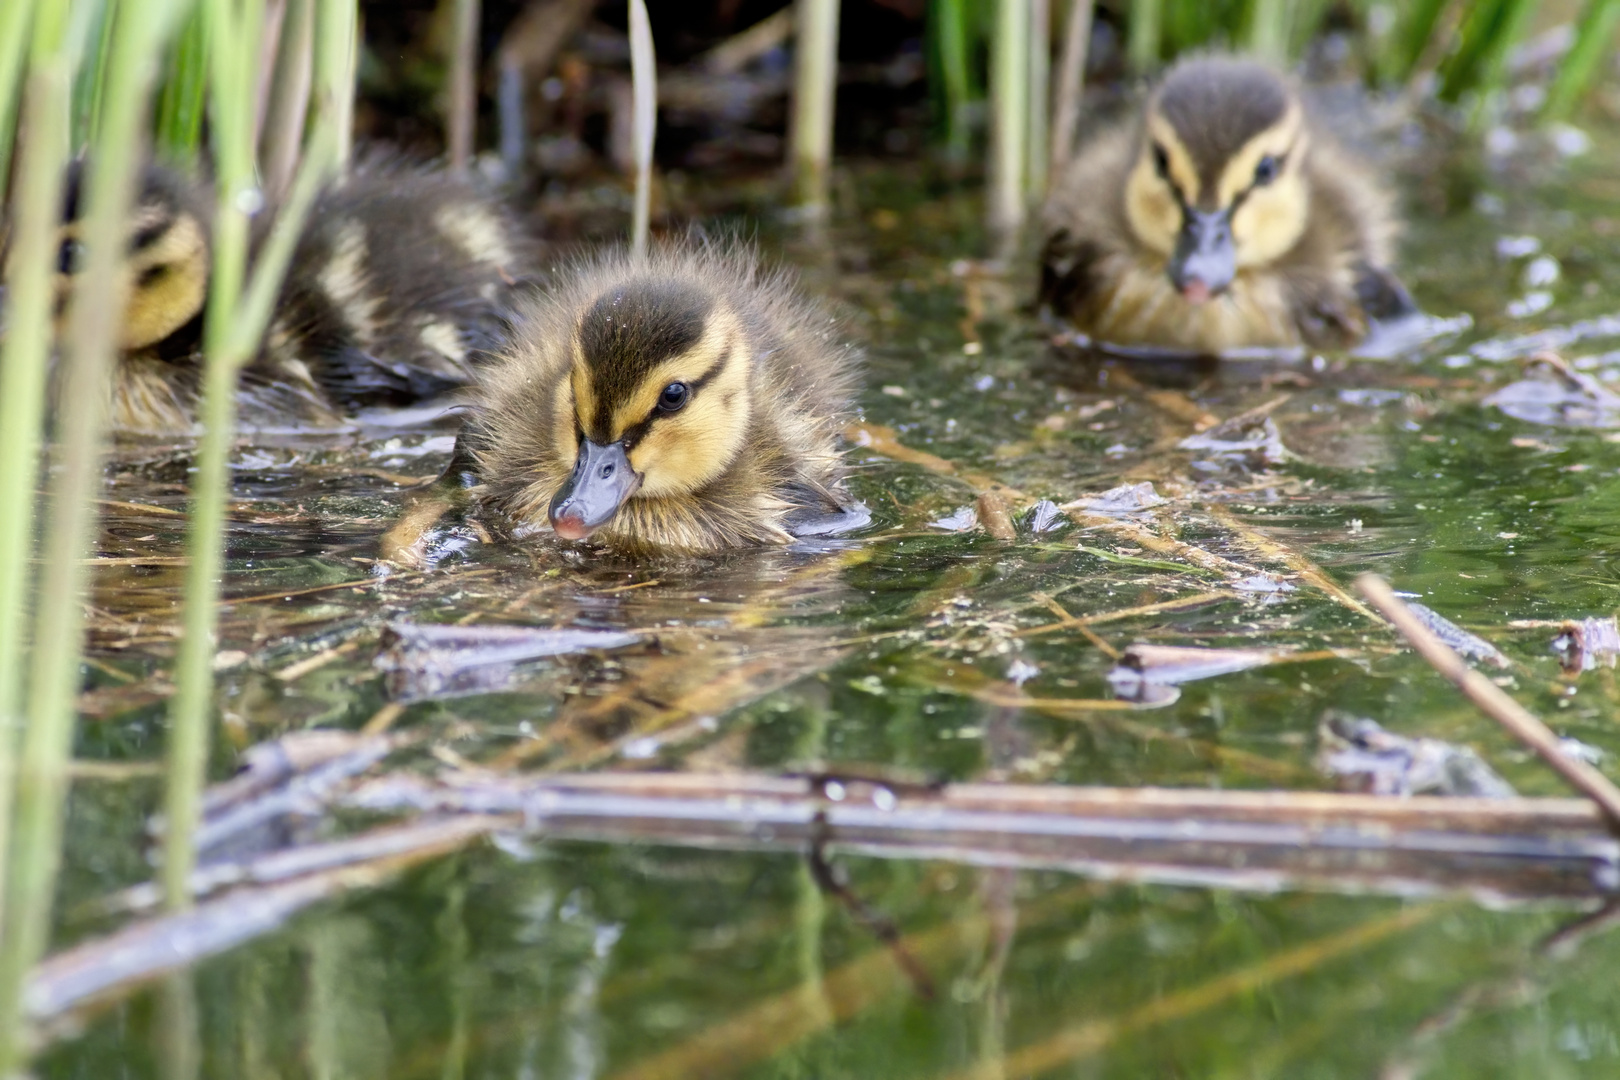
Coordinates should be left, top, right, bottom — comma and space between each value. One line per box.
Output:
1253, 155, 1280, 186
656, 381, 689, 413
1151, 143, 1170, 180
57, 238, 85, 275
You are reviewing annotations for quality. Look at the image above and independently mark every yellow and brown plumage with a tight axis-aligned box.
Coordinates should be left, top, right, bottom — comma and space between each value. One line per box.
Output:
21, 155, 540, 434
458, 240, 865, 555
1040, 54, 1414, 353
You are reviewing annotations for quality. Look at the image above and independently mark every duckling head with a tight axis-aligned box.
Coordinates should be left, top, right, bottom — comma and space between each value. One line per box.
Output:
1123, 57, 1308, 304
546, 276, 753, 541
53, 162, 211, 350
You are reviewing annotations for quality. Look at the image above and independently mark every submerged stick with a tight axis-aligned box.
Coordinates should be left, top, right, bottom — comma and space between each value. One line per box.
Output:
627, 0, 655, 257
1356, 573, 1620, 830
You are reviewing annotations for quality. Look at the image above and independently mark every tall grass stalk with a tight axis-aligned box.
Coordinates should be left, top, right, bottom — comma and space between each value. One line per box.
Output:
446, 0, 479, 173
1127, 0, 1161, 73
69, 0, 114, 151
789, 0, 840, 219
1024, 0, 1048, 202
929, 0, 975, 163
162, 0, 266, 914
1049, 0, 1091, 180
0, 0, 34, 202
627, 0, 655, 257
0, 0, 189, 1066
1543, 0, 1620, 122
0, 0, 72, 1031
987, 0, 1028, 247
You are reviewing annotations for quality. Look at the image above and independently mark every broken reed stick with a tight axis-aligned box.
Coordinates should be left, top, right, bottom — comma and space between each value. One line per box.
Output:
1356, 573, 1620, 831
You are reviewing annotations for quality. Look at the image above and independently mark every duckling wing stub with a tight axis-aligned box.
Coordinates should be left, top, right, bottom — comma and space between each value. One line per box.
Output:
1352, 261, 1419, 323
1038, 230, 1107, 321
311, 341, 468, 405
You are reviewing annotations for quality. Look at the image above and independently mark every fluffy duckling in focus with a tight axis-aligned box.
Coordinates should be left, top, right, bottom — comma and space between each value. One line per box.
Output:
22, 156, 538, 434
457, 241, 865, 555
1039, 54, 1414, 353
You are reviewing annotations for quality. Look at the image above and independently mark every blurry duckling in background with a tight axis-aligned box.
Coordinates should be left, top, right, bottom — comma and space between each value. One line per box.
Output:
10, 155, 540, 434
1039, 54, 1415, 354
453, 240, 866, 556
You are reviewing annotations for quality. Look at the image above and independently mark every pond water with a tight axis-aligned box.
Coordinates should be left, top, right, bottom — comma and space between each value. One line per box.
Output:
36, 104, 1620, 1078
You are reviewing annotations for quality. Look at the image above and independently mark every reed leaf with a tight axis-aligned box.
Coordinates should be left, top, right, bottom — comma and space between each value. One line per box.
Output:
1543, 0, 1620, 122
927, 0, 976, 161
69, 0, 114, 151
1049, 0, 1092, 179
313, 0, 355, 172
628, 0, 655, 256
1024, 0, 1049, 201
0, 0, 191, 1064
154, 4, 210, 165
1127, 0, 1161, 72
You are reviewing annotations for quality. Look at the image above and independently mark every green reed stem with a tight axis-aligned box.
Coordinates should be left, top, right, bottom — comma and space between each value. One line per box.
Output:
1246, 0, 1287, 61
789, 0, 840, 220
446, 0, 478, 173
1543, 0, 1620, 122
929, 0, 974, 162
0, 0, 188, 1066
987, 0, 1028, 247
155, 4, 210, 164
313, 0, 355, 173
69, 0, 114, 151
1127, 0, 1161, 73
162, 0, 264, 914
0, 4, 72, 1045
628, 0, 655, 256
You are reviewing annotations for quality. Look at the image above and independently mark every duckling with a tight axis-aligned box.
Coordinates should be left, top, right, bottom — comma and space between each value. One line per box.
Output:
456, 240, 865, 555
1039, 54, 1415, 354
16, 154, 540, 434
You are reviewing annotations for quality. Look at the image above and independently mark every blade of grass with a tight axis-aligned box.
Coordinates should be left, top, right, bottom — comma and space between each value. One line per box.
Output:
1542, 0, 1620, 122
446, 0, 478, 173
1247, 0, 1286, 60
0, 0, 190, 1066
627, 0, 654, 257
789, 0, 840, 220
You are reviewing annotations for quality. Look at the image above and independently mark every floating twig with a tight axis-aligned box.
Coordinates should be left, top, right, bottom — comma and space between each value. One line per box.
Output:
1357, 573, 1620, 831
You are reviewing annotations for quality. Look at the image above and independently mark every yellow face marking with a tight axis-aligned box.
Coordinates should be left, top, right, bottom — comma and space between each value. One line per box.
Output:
1123, 114, 1199, 257
1221, 106, 1309, 269
120, 212, 210, 349
565, 306, 753, 499
1123, 105, 1309, 271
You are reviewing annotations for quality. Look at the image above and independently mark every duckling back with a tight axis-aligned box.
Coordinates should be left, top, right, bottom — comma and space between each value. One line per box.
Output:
267, 156, 542, 409
464, 240, 863, 555
1040, 54, 1413, 353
